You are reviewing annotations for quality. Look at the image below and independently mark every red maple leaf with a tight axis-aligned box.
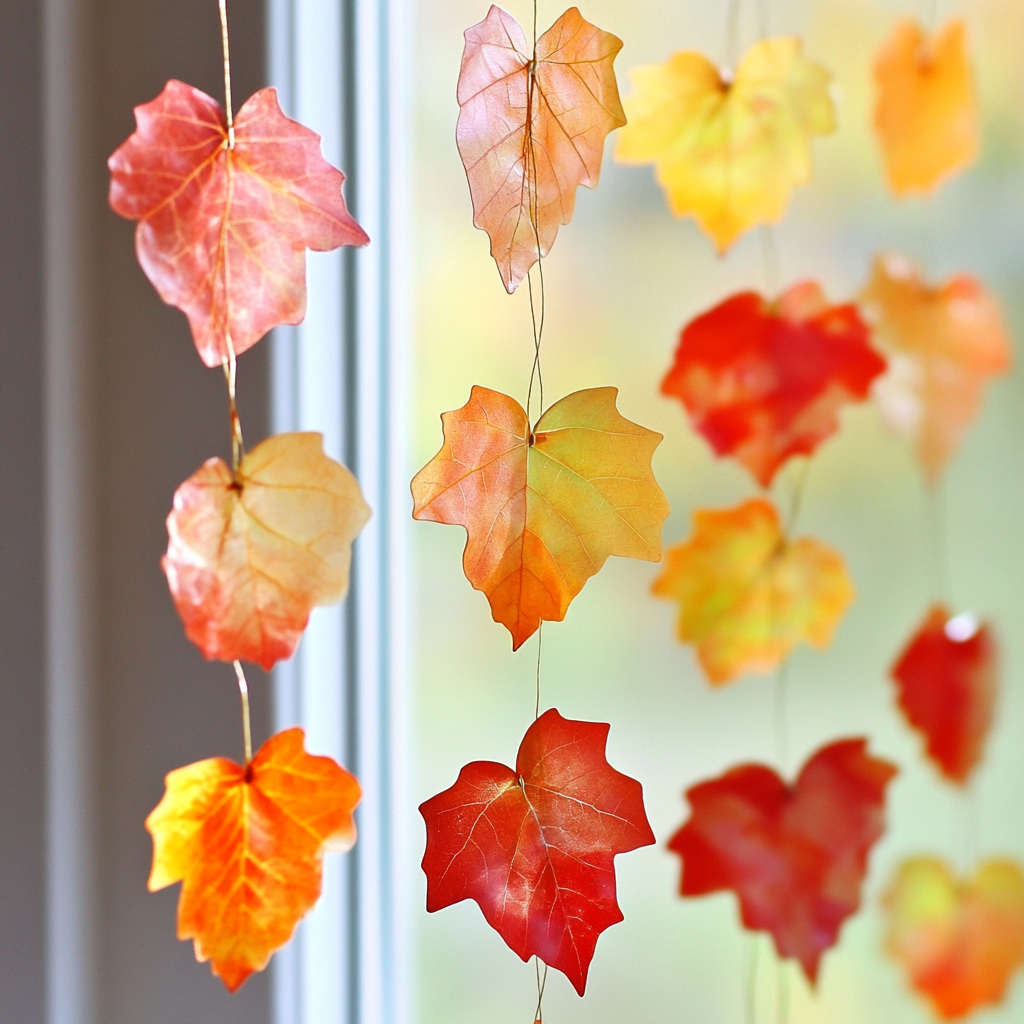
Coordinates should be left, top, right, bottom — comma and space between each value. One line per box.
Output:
109, 80, 368, 368
419, 709, 655, 995
662, 282, 887, 486
668, 739, 897, 982
891, 605, 998, 785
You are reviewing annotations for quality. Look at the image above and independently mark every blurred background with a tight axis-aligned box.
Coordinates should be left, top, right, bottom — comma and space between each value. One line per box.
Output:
409, 1, 1024, 1021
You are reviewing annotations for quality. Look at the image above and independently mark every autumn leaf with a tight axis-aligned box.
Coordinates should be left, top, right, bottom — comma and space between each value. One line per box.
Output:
662, 282, 886, 487
456, 6, 625, 292
616, 37, 835, 251
163, 432, 370, 670
147, 728, 361, 991
420, 709, 655, 995
891, 605, 997, 786
873, 19, 979, 196
411, 386, 669, 650
884, 858, 1024, 1020
109, 80, 369, 367
669, 739, 897, 983
861, 254, 1012, 485
652, 498, 854, 685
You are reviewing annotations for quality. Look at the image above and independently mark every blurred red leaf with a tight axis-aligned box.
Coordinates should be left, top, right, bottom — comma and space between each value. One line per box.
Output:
456, 6, 625, 292
662, 282, 886, 486
419, 709, 655, 995
109, 80, 368, 367
668, 739, 897, 982
891, 605, 997, 785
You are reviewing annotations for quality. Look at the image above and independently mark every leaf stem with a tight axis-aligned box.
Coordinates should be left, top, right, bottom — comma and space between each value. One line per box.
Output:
234, 660, 253, 765
218, 0, 235, 147
222, 337, 245, 472
534, 624, 544, 720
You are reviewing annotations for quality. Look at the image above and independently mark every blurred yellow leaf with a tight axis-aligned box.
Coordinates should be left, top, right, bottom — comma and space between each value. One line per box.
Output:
873, 19, 979, 195
616, 37, 835, 251
652, 498, 853, 685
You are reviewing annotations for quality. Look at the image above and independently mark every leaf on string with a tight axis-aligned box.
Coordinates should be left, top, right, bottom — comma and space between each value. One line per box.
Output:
109, 80, 369, 367
652, 498, 854, 685
873, 19, 979, 196
420, 709, 655, 995
164, 432, 370, 670
861, 254, 1012, 485
884, 857, 1024, 1020
615, 37, 836, 251
662, 282, 886, 486
146, 728, 361, 991
411, 386, 670, 650
669, 739, 897, 983
456, 6, 625, 292
891, 605, 997, 786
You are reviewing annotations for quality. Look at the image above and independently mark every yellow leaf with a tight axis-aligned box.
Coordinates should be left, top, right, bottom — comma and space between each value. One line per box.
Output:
412, 386, 670, 650
873, 19, 979, 196
616, 38, 835, 251
652, 498, 853, 685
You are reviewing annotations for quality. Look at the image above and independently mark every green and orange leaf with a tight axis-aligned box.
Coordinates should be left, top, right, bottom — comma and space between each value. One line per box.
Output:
411, 386, 670, 650
163, 432, 371, 670
652, 498, 853, 684
146, 728, 361, 991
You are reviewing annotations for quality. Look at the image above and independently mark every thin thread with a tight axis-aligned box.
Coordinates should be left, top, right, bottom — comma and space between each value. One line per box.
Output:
784, 459, 811, 537
535, 624, 544, 720
775, 955, 789, 1024
726, 0, 742, 70
532, 957, 548, 1022
774, 660, 790, 776
923, 483, 951, 603
745, 934, 759, 1024
757, 0, 771, 38
760, 226, 782, 297
221, 335, 245, 471
961, 780, 980, 875
234, 661, 252, 764
925, 0, 939, 31
524, 0, 546, 425
218, 0, 235, 148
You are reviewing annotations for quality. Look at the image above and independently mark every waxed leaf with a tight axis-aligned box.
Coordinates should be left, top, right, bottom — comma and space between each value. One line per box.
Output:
411, 386, 670, 650
873, 19, 979, 196
652, 497, 854, 685
420, 709, 655, 995
884, 858, 1024, 1020
891, 605, 998, 786
457, 6, 625, 292
669, 739, 897, 983
146, 728, 361, 991
616, 37, 835, 251
109, 80, 369, 367
163, 432, 371, 670
662, 282, 886, 486
861, 253, 1012, 485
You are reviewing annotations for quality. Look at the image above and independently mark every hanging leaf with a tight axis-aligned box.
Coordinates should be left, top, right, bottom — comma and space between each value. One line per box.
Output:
456, 5, 625, 292
109, 80, 369, 367
146, 728, 361, 991
884, 857, 1024, 1020
164, 432, 370, 670
420, 709, 655, 995
411, 386, 670, 650
662, 282, 886, 486
873, 19, 979, 196
861, 254, 1012, 485
615, 37, 835, 251
669, 739, 897, 982
891, 605, 998, 786
652, 498, 854, 685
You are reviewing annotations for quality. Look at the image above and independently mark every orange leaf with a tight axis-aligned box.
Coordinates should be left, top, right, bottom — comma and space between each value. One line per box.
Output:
873, 19, 979, 196
861, 254, 1012, 485
109, 80, 369, 367
891, 605, 998, 786
163, 432, 370, 670
456, 6, 625, 292
662, 282, 886, 487
884, 858, 1024, 1019
146, 728, 361, 991
652, 498, 854, 685
411, 386, 669, 650
616, 38, 836, 251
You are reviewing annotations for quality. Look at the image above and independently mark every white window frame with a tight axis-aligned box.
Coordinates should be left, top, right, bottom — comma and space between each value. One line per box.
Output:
267, 2, 412, 1023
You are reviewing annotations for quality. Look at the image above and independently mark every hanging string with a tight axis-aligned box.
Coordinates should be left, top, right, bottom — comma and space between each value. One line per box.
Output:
234, 660, 253, 765
923, 483, 951, 603
757, 0, 771, 39
532, 957, 549, 1023
218, 0, 235, 148
775, 957, 790, 1024
745, 934, 759, 1024
534, 624, 544, 720
525, 0, 547, 425
222, 337, 245, 472
760, 226, 783, 297
726, 0, 742, 72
